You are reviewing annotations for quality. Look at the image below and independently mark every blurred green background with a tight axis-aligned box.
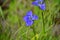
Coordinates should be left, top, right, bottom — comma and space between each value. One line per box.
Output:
0, 0, 60, 40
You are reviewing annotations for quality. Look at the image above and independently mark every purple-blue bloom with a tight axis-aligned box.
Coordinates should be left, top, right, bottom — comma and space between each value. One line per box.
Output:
35, 0, 43, 3
38, 3, 46, 10
23, 11, 38, 26
32, 0, 46, 10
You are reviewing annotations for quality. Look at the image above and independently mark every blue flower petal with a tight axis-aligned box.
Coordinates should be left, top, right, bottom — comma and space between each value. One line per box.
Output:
32, 15, 38, 20
39, 0, 43, 3
23, 16, 30, 22
38, 3, 46, 10
23, 15, 33, 26
26, 20, 33, 26
32, 1, 39, 6
26, 11, 33, 16
36, 0, 43, 3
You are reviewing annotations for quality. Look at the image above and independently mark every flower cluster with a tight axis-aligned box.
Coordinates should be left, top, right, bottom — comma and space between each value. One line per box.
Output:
32, 0, 46, 10
23, 0, 46, 26
23, 11, 38, 26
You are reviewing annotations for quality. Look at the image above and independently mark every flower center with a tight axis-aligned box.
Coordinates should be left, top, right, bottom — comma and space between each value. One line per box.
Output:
38, 0, 44, 4
38, 1, 42, 4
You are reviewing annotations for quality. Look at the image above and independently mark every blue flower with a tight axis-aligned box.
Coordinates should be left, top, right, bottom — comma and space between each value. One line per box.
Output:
23, 11, 38, 26
35, 0, 43, 4
32, 0, 46, 10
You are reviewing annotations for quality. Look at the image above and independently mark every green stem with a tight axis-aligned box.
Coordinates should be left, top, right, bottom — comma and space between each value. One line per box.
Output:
30, 26, 37, 40
42, 12, 45, 34
0, 7, 4, 19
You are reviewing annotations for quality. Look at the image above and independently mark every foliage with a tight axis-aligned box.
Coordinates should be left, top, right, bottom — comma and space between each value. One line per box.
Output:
0, 0, 60, 40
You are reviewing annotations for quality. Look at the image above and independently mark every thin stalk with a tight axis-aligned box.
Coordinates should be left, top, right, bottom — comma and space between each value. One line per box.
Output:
30, 26, 37, 40
42, 12, 45, 34
0, 6, 5, 19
